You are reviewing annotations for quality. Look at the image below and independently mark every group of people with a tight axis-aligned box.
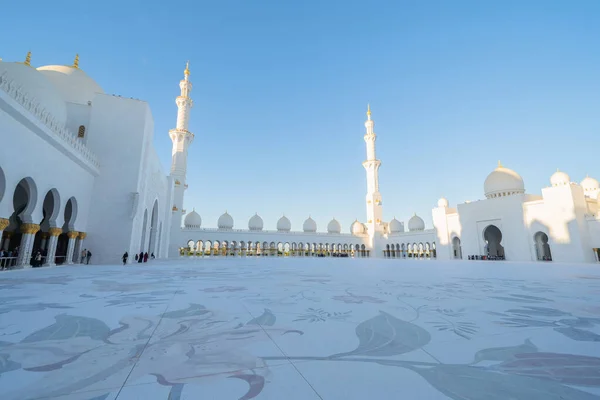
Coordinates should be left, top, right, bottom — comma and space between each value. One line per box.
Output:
122, 251, 155, 265
0, 248, 19, 269
468, 254, 506, 261
80, 249, 92, 264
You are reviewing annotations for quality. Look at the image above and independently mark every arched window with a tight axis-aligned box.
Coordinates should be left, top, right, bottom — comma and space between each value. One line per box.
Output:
77, 125, 86, 138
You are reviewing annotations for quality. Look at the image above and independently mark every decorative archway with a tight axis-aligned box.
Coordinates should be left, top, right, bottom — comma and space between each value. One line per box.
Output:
148, 200, 159, 256
483, 225, 504, 258
452, 236, 462, 259
139, 209, 148, 252
534, 231, 552, 261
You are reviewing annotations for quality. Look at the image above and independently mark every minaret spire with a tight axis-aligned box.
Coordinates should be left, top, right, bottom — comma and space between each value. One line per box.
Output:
362, 105, 383, 238
169, 61, 195, 230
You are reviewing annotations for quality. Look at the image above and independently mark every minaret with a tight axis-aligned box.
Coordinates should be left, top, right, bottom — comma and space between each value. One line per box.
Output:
363, 104, 383, 237
169, 62, 194, 219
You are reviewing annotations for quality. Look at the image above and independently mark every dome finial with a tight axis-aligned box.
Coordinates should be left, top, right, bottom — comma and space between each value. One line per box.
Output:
498, 160, 503, 168
24, 51, 32, 67
184, 60, 190, 76
366, 103, 372, 120
73, 54, 79, 69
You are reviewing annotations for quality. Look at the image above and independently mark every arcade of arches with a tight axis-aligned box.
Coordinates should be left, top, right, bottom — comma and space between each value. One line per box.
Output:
182, 240, 437, 259
0, 172, 86, 268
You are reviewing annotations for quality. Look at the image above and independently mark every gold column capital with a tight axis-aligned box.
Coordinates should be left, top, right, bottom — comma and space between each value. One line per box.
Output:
48, 227, 63, 237
20, 223, 40, 235
67, 231, 79, 239
78, 232, 87, 239
0, 218, 9, 231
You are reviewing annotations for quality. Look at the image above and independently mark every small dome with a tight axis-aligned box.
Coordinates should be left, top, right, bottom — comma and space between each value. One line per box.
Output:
437, 197, 449, 208
248, 213, 263, 231
389, 217, 403, 233
217, 211, 233, 230
276, 215, 291, 232
484, 162, 525, 199
408, 214, 425, 231
581, 175, 599, 194
37, 64, 104, 105
184, 210, 202, 228
0, 60, 68, 126
550, 169, 570, 187
327, 218, 341, 234
303, 216, 317, 233
351, 220, 365, 235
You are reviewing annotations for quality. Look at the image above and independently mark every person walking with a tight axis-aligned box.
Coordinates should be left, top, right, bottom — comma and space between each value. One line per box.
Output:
138, 251, 144, 263
34, 251, 42, 267
86, 250, 92, 265
122, 252, 128, 265
143, 252, 148, 263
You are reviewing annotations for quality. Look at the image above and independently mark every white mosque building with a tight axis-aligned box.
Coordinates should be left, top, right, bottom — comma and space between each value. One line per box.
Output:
0, 53, 599, 266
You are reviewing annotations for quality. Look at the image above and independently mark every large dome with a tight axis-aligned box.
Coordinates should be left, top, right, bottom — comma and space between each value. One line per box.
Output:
408, 214, 425, 231
484, 162, 525, 199
184, 210, 201, 228
389, 217, 403, 233
581, 175, 599, 196
248, 213, 263, 231
351, 220, 365, 235
550, 169, 570, 187
303, 216, 317, 233
276, 215, 291, 232
327, 218, 341, 234
0, 60, 67, 126
217, 211, 233, 230
37, 64, 104, 105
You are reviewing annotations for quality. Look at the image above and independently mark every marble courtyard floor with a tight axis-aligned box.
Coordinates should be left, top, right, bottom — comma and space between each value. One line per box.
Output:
1, 259, 600, 399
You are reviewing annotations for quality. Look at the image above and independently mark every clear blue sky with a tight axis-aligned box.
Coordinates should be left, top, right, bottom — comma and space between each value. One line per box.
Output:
3, 0, 600, 231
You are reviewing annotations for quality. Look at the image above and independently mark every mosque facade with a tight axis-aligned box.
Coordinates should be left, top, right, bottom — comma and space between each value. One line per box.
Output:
1, 54, 599, 266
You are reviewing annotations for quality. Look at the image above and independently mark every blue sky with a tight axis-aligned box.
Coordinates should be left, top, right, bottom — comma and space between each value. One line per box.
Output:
3, 0, 600, 231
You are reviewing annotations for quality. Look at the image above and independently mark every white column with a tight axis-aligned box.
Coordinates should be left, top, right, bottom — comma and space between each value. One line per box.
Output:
17, 224, 40, 268
66, 231, 78, 265
44, 228, 61, 267
78, 232, 87, 263
40, 233, 49, 251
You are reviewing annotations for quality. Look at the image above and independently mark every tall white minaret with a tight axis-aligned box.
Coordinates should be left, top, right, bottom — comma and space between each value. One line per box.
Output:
363, 105, 383, 237
169, 62, 194, 221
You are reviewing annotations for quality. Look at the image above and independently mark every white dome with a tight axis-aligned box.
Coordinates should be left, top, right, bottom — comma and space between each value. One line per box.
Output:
484, 162, 525, 199
217, 211, 233, 230
0, 60, 67, 126
581, 176, 599, 194
351, 220, 365, 235
389, 217, 403, 233
37, 65, 104, 105
327, 218, 341, 234
437, 197, 449, 208
248, 213, 263, 231
408, 214, 425, 231
550, 169, 570, 187
184, 210, 202, 228
303, 216, 317, 233
276, 215, 291, 232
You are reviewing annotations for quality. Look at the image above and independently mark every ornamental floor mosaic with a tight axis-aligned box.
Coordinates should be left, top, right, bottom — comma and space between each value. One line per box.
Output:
1, 258, 600, 399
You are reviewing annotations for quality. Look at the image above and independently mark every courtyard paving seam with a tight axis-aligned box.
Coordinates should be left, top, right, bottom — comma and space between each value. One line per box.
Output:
113, 289, 181, 398
241, 301, 325, 400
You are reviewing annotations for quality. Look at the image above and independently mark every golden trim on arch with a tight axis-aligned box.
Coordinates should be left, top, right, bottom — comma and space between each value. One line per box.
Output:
20, 223, 40, 235
48, 227, 62, 236
0, 218, 9, 231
